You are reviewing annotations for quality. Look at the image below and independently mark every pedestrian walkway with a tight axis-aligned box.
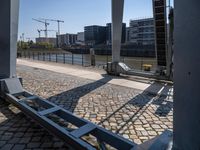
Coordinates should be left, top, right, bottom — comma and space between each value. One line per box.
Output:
0, 59, 173, 149
17, 59, 173, 96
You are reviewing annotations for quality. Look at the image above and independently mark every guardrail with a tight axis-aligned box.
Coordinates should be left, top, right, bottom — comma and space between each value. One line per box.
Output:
17, 51, 157, 72
17, 51, 91, 67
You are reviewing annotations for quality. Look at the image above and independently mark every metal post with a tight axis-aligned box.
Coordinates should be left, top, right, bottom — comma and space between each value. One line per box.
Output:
56, 53, 58, 63
72, 53, 74, 65
43, 53, 45, 61
82, 52, 84, 66
63, 53, 66, 64
0, 0, 19, 79
173, 0, 200, 149
106, 49, 108, 63
111, 0, 124, 63
38, 52, 39, 60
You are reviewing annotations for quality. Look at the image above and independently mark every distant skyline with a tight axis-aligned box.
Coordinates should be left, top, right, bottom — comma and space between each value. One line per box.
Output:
19, 0, 155, 41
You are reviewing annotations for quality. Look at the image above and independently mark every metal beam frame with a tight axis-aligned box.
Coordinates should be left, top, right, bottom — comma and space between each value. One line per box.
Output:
173, 0, 200, 149
2, 0, 200, 149
0, 0, 19, 79
111, 0, 124, 63
4, 89, 136, 150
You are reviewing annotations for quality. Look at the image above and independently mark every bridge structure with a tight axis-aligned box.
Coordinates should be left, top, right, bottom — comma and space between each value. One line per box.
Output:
0, 0, 200, 150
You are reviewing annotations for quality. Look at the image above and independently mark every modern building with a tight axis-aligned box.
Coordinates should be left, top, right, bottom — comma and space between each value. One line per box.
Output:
76, 32, 85, 45
36, 37, 57, 47
57, 33, 77, 46
84, 25, 106, 46
77, 32, 84, 42
106, 23, 126, 45
126, 18, 155, 45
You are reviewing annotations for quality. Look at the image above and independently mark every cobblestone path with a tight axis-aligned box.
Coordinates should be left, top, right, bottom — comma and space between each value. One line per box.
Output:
0, 65, 173, 149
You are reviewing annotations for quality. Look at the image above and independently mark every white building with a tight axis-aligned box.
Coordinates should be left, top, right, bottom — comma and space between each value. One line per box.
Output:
57, 33, 77, 47
126, 18, 155, 45
77, 32, 84, 43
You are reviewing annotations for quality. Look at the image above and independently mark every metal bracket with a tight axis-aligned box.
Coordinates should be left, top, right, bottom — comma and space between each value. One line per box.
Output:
0, 78, 23, 96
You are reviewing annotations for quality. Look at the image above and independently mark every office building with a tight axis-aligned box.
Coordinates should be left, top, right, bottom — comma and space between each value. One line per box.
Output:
126, 18, 155, 45
106, 23, 126, 45
77, 32, 84, 42
57, 33, 77, 47
84, 25, 106, 46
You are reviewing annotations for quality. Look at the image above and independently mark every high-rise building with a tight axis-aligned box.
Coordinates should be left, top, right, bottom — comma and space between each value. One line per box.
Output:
106, 23, 126, 45
126, 18, 155, 45
84, 25, 106, 46
57, 33, 77, 46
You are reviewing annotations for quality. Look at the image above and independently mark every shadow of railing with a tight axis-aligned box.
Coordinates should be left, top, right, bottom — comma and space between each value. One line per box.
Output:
47, 74, 113, 112
98, 82, 173, 134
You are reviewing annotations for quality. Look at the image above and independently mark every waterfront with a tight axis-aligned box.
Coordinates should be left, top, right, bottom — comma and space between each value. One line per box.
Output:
18, 51, 157, 71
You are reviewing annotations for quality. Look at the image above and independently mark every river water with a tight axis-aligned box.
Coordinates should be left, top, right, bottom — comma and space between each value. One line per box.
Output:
21, 52, 157, 71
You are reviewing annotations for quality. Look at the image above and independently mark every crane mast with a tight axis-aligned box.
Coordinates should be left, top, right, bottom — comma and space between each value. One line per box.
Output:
33, 18, 50, 38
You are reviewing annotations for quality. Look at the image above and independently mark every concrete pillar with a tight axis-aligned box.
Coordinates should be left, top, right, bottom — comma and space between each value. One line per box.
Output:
173, 0, 200, 149
111, 0, 124, 62
0, 0, 19, 79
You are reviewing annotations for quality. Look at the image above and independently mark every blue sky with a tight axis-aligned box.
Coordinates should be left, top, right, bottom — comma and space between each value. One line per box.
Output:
19, 0, 154, 41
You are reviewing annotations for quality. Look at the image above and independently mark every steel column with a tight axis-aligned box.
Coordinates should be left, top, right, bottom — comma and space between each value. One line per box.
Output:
173, 0, 200, 149
0, 0, 19, 79
111, 0, 124, 62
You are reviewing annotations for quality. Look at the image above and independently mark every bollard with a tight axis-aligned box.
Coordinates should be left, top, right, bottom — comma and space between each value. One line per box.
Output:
43, 53, 45, 61
56, 53, 58, 63
63, 53, 66, 64
82, 53, 84, 66
49, 53, 51, 61
72, 53, 74, 65
38, 52, 39, 60
90, 48, 96, 66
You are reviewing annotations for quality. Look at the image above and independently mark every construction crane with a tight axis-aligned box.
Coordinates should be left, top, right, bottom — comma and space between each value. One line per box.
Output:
33, 18, 50, 38
40, 18, 64, 35
37, 29, 42, 38
37, 29, 57, 38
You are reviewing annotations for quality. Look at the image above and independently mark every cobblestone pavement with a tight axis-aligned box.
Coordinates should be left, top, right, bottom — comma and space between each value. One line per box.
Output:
0, 65, 173, 149
0, 101, 70, 150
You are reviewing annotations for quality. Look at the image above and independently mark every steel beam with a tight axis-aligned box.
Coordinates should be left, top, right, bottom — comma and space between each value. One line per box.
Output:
4, 90, 136, 150
0, 0, 19, 79
111, 0, 124, 63
173, 0, 200, 149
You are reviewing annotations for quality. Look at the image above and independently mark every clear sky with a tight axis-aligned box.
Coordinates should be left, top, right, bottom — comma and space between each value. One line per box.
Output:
19, 0, 154, 41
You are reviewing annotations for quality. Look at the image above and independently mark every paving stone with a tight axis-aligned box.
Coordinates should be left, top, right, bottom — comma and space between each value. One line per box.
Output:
0, 141, 6, 147
1, 144, 14, 150
0, 64, 173, 149
12, 144, 26, 150
27, 142, 41, 148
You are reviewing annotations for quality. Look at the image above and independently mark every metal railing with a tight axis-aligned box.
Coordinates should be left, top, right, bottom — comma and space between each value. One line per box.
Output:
17, 51, 157, 72
17, 51, 91, 67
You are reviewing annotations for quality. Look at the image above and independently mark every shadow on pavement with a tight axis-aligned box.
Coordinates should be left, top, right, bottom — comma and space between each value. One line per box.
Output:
47, 74, 113, 112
